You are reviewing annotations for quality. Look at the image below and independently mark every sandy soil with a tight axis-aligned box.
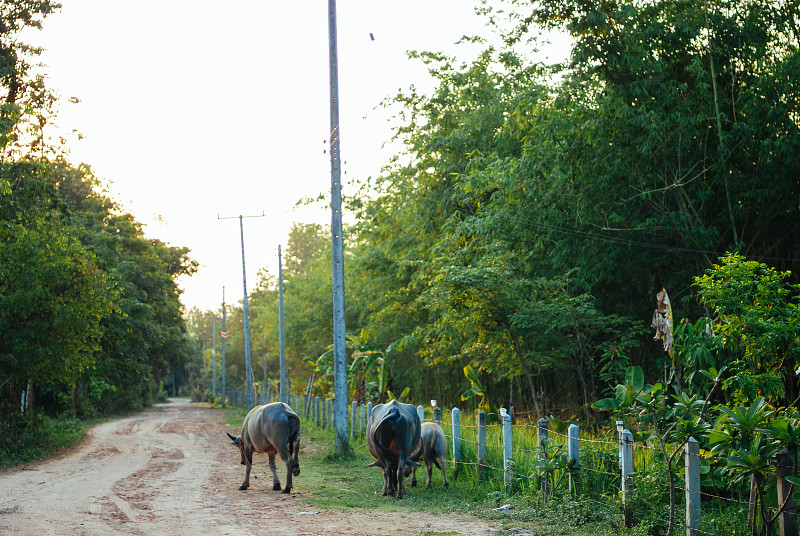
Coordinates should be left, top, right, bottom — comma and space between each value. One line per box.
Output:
0, 399, 499, 535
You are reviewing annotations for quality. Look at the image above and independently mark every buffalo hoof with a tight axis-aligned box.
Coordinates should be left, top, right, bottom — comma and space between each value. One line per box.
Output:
281, 488, 291, 494
238, 484, 248, 491
273, 483, 282, 491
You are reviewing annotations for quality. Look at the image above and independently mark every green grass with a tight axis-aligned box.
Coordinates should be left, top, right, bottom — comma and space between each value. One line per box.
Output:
0, 413, 88, 471
222, 406, 629, 536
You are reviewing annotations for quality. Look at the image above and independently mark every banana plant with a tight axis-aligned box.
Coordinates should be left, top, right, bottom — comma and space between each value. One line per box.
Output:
591, 365, 645, 412
460, 363, 492, 411
306, 331, 389, 401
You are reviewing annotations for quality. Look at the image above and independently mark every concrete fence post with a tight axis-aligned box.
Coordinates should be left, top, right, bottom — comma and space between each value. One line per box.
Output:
359, 403, 365, 437
568, 423, 579, 494
452, 408, 461, 475
350, 400, 358, 439
417, 405, 425, 423
367, 401, 373, 424
434, 407, 442, 425
477, 411, 487, 479
621, 429, 634, 526
500, 407, 513, 494
685, 437, 701, 536
537, 417, 549, 446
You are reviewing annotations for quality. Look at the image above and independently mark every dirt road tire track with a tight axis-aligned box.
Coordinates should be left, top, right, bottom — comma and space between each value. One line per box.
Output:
0, 399, 496, 535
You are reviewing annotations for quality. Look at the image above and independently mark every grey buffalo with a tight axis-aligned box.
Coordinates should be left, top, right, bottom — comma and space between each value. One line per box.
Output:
366, 400, 421, 498
410, 422, 450, 489
226, 402, 300, 493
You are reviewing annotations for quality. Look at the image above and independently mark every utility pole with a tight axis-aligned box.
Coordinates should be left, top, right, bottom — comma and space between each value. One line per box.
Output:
221, 287, 227, 408
328, 0, 349, 454
218, 213, 264, 408
278, 245, 287, 404
212, 316, 217, 399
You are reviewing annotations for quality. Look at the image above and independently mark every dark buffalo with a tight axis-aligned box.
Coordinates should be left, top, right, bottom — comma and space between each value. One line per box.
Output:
410, 422, 450, 489
226, 402, 300, 493
366, 400, 421, 498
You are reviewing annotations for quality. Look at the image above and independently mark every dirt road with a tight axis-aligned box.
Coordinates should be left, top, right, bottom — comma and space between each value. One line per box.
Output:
0, 399, 496, 535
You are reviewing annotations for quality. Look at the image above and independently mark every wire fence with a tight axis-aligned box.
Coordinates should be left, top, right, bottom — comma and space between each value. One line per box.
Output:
225, 391, 791, 536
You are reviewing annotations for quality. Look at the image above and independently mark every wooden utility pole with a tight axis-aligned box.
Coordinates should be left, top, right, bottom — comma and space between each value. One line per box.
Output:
328, 0, 349, 455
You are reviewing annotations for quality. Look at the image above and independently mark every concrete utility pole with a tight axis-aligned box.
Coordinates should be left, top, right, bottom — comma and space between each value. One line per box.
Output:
212, 316, 217, 399
327, 0, 349, 454
218, 213, 264, 408
221, 287, 227, 408
278, 245, 288, 404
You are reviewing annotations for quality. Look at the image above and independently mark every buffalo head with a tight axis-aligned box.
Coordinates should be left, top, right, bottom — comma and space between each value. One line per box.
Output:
226, 432, 241, 446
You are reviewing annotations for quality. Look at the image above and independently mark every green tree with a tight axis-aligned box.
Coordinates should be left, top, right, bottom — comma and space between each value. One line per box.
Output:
0, 163, 115, 417
694, 253, 800, 404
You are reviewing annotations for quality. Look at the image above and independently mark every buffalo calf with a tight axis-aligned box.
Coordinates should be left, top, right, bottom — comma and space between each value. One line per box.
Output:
410, 422, 449, 489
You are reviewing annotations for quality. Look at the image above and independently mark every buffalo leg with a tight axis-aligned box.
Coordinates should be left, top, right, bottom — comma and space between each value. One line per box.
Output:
438, 455, 449, 489
268, 453, 282, 491
395, 460, 405, 499
278, 446, 293, 494
381, 463, 391, 496
411, 465, 418, 487
240, 452, 253, 490
425, 460, 434, 489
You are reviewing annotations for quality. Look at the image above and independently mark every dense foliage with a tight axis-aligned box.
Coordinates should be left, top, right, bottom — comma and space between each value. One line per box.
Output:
193, 0, 799, 421
0, 2, 198, 425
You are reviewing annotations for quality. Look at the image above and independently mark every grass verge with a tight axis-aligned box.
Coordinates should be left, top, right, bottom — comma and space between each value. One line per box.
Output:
0, 414, 87, 471
222, 407, 627, 536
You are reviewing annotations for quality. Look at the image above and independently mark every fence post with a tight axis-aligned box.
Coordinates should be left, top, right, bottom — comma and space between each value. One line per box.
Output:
417, 405, 425, 423
621, 429, 634, 526
359, 403, 365, 437
500, 407, 513, 494
537, 417, 549, 446
452, 408, 461, 476
537, 417, 549, 495
327, 398, 333, 429
568, 423, 579, 494
367, 401, 373, 425
351, 401, 357, 439
685, 437, 701, 536
777, 448, 798, 536
434, 407, 442, 425
316, 396, 322, 427
478, 411, 487, 479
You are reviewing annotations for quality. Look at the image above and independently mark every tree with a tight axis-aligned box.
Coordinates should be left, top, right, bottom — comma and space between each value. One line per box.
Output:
694, 253, 800, 404
0, 163, 115, 417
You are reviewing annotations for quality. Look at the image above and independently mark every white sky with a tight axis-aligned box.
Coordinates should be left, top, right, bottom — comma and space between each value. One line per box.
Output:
27, 1, 570, 313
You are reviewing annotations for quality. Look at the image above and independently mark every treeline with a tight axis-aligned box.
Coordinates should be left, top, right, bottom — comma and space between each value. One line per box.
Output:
195, 0, 800, 418
0, 2, 197, 423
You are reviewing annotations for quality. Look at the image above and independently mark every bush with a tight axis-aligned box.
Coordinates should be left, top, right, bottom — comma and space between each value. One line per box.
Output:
0, 410, 84, 470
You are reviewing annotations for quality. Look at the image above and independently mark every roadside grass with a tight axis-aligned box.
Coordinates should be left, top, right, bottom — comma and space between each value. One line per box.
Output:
222, 407, 624, 536
0, 414, 87, 471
